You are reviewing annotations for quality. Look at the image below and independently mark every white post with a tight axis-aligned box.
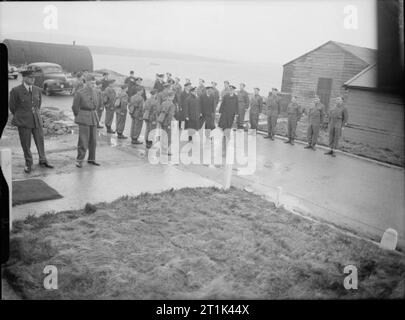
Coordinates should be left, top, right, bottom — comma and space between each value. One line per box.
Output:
276, 186, 283, 208
223, 132, 233, 190
379, 228, 398, 251
0, 148, 12, 230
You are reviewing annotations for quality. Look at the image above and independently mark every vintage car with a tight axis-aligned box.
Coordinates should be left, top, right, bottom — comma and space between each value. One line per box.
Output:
25, 62, 74, 96
8, 64, 18, 79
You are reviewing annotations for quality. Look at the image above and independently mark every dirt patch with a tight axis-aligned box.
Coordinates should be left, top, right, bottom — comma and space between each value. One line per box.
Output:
258, 116, 404, 167
7, 107, 76, 136
4, 187, 405, 299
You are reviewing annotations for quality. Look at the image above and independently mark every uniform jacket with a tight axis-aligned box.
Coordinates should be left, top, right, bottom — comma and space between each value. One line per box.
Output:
153, 79, 165, 92
237, 89, 250, 110
286, 102, 302, 122
308, 102, 325, 125
94, 88, 104, 111
129, 94, 145, 119
101, 79, 110, 91
176, 90, 190, 121
328, 104, 348, 128
200, 93, 216, 116
9, 84, 42, 128
144, 97, 159, 123
184, 95, 202, 130
249, 94, 263, 115
103, 87, 117, 110
220, 88, 230, 100
218, 93, 238, 129
159, 99, 176, 128
72, 86, 99, 126
125, 76, 137, 87
265, 95, 281, 117
196, 85, 206, 97
212, 88, 220, 106
116, 91, 129, 115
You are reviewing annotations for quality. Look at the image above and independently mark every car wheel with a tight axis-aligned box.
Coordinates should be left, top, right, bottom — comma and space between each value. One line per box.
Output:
44, 86, 52, 96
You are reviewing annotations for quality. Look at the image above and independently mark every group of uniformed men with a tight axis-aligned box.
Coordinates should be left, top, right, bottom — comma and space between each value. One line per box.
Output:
9, 68, 349, 172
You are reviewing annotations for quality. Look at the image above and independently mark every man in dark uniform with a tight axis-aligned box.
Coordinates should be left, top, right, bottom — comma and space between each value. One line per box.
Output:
72, 74, 100, 168
284, 95, 302, 145
134, 77, 147, 101
249, 87, 263, 130
100, 72, 110, 91
220, 81, 231, 100
237, 83, 249, 129
325, 96, 348, 157
218, 85, 238, 130
9, 70, 54, 173
196, 79, 206, 97
211, 81, 220, 108
128, 89, 145, 145
184, 87, 202, 141
304, 95, 325, 150
153, 73, 165, 92
264, 88, 281, 140
177, 82, 192, 129
124, 71, 136, 87
200, 86, 216, 137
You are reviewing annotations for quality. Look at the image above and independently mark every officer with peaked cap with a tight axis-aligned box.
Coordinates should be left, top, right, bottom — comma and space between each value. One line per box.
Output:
264, 87, 281, 140
72, 73, 101, 168
154, 73, 165, 92
200, 86, 216, 135
218, 84, 238, 130
9, 69, 54, 173
237, 83, 249, 129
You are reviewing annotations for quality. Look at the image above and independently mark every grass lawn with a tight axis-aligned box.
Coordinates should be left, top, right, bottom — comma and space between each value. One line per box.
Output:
258, 115, 404, 167
4, 187, 405, 299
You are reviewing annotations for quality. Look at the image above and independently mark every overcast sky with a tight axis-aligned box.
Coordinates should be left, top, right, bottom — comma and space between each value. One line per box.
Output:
0, 0, 377, 64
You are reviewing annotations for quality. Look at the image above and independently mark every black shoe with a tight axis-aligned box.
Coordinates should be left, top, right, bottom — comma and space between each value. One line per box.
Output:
24, 165, 32, 173
117, 134, 128, 139
87, 160, 101, 166
324, 150, 333, 155
76, 161, 82, 168
131, 139, 143, 145
106, 127, 115, 134
39, 162, 54, 169
304, 145, 312, 149
264, 135, 271, 139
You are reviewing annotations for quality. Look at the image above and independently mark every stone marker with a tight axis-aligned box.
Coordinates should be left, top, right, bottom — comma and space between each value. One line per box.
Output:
276, 186, 283, 208
379, 228, 398, 250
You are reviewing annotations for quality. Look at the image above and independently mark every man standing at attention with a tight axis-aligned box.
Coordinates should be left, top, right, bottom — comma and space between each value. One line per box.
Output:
72, 74, 100, 168
115, 84, 129, 139
237, 83, 249, 129
9, 69, 54, 173
184, 87, 202, 141
221, 81, 231, 100
102, 79, 116, 133
325, 96, 348, 157
211, 81, 220, 108
264, 88, 281, 140
143, 89, 159, 149
100, 72, 110, 91
128, 88, 145, 145
177, 82, 192, 130
249, 87, 263, 130
200, 86, 216, 138
285, 95, 302, 145
304, 95, 325, 150
197, 79, 206, 97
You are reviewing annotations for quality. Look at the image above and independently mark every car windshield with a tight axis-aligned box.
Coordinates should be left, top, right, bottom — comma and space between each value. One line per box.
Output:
42, 66, 62, 74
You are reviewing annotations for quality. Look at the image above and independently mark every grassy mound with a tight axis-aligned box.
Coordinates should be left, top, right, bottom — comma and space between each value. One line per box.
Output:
4, 187, 405, 299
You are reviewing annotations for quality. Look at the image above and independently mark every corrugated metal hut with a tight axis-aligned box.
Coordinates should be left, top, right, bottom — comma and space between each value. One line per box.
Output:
4, 39, 93, 73
281, 40, 377, 111
343, 64, 404, 161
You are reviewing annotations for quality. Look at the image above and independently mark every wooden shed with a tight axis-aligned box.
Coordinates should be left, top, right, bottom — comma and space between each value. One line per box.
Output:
342, 64, 404, 162
281, 40, 377, 111
4, 39, 93, 73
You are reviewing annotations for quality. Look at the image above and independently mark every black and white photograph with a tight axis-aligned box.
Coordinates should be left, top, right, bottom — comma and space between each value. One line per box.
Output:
0, 0, 404, 305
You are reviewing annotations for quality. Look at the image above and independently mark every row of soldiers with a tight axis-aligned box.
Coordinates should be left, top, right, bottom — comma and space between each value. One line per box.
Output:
71, 70, 349, 166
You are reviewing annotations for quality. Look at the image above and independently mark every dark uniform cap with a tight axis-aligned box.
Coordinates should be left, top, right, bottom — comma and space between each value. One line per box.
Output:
184, 82, 192, 87
254, 87, 260, 91
156, 73, 164, 78
229, 85, 236, 89
20, 70, 37, 77
136, 77, 143, 81
190, 87, 197, 92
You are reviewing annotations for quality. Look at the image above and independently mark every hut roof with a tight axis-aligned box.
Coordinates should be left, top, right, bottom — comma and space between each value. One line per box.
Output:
283, 40, 377, 66
344, 64, 377, 89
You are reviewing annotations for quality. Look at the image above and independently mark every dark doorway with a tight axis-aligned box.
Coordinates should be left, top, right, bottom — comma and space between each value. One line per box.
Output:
316, 77, 333, 109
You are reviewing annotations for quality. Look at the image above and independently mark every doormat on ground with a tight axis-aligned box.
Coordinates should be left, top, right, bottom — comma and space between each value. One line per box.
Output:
12, 179, 63, 206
